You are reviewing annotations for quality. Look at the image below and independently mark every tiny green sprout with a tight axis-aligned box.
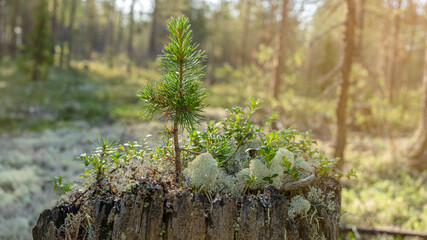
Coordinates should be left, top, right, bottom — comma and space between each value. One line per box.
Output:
53, 176, 72, 194
281, 156, 302, 181
263, 174, 279, 184
346, 169, 357, 179
243, 174, 258, 194
79, 134, 118, 188
335, 169, 357, 179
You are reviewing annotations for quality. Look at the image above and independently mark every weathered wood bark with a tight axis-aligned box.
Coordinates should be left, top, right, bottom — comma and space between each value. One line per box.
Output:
33, 177, 341, 240
408, 12, 427, 171
334, 0, 356, 170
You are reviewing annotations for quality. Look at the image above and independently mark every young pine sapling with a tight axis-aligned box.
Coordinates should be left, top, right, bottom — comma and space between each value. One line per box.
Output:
138, 16, 207, 182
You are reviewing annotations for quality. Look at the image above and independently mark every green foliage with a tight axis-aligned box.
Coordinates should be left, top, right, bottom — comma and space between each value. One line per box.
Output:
19, 0, 53, 80
79, 135, 117, 187
186, 97, 263, 167
187, 121, 233, 163
137, 16, 207, 130
183, 97, 340, 192
53, 176, 72, 194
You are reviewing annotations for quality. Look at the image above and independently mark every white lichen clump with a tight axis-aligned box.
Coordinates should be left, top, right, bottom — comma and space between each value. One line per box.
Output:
288, 195, 311, 219
183, 153, 226, 193
183, 148, 318, 193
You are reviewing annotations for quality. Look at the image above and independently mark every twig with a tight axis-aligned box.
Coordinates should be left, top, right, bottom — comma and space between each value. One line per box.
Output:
221, 132, 251, 166
67, 188, 89, 208
280, 174, 316, 191
340, 225, 427, 238
180, 148, 202, 155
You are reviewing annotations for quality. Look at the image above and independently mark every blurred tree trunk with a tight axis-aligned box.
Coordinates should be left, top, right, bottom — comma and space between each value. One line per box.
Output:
270, 0, 288, 130
208, 0, 224, 83
105, 0, 115, 67
401, 0, 417, 116
239, 0, 251, 67
10, 0, 19, 57
50, 0, 57, 57
105, 0, 115, 49
377, 3, 391, 98
272, 0, 288, 101
0, 1, 5, 56
127, 0, 136, 72
334, 0, 356, 170
148, 0, 159, 58
408, 14, 427, 171
59, 0, 67, 68
87, 0, 96, 57
264, 0, 278, 45
66, 0, 77, 68
387, 0, 402, 104
115, 10, 123, 55
356, 0, 364, 54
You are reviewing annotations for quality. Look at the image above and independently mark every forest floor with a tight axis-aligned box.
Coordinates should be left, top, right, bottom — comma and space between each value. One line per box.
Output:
0, 60, 425, 239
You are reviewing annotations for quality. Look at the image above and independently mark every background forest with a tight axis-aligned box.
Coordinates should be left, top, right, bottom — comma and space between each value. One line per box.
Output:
0, 0, 426, 239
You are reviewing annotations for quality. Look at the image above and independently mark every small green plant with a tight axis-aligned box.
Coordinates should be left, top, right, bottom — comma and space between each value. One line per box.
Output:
138, 16, 207, 181
79, 135, 117, 189
243, 174, 258, 194
53, 176, 72, 194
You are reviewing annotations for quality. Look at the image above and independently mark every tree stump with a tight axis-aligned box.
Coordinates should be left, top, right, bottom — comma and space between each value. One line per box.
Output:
33, 177, 341, 240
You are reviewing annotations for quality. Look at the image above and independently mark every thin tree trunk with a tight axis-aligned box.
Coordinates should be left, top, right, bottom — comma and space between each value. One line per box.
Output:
105, 0, 115, 49
66, 0, 77, 68
208, 0, 224, 83
272, 0, 288, 101
50, 0, 57, 57
105, 0, 115, 67
148, 0, 159, 58
115, 10, 123, 55
10, 0, 19, 57
334, 0, 356, 170
127, 0, 136, 72
356, 0, 364, 54
59, 0, 67, 67
408, 13, 427, 171
377, 2, 391, 99
87, 0, 96, 57
239, 0, 251, 67
0, 1, 5, 57
387, 0, 402, 104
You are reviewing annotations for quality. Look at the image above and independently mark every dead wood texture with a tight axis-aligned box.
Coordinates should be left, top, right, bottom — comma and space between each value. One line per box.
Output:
33, 177, 341, 240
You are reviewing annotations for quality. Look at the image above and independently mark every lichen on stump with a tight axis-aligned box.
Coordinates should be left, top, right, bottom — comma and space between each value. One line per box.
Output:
33, 176, 341, 240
